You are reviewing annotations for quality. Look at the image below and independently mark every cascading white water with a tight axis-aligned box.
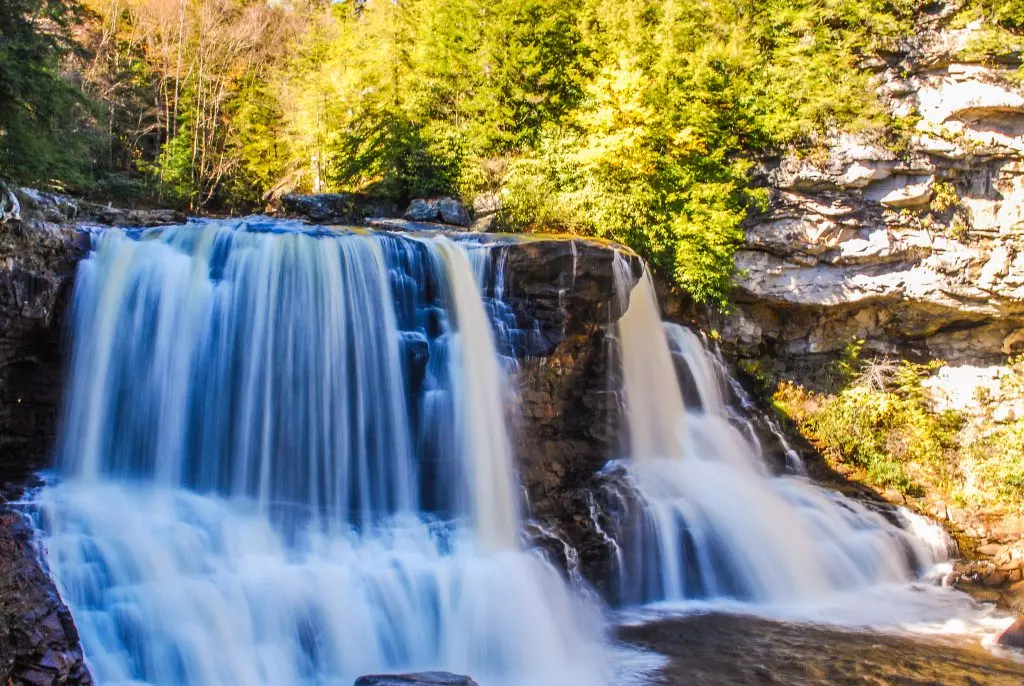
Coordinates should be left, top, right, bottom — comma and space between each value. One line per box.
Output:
615, 271, 949, 605
37, 219, 609, 686
433, 241, 519, 551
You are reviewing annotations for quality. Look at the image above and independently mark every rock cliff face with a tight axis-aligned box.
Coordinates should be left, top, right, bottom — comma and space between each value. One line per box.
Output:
0, 511, 91, 686
0, 204, 87, 485
721, 18, 1024, 366
492, 238, 642, 594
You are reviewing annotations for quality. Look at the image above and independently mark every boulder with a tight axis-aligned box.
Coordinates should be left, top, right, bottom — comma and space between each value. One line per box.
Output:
403, 198, 440, 222
997, 617, 1024, 649
0, 182, 20, 224
282, 193, 398, 224
402, 198, 472, 227
436, 198, 471, 227
354, 673, 478, 686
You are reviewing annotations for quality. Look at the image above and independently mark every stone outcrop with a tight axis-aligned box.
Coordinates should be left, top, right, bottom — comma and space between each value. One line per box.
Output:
354, 673, 478, 686
721, 19, 1024, 366
281, 192, 399, 224
0, 209, 88, 484
16, 187, 186, 229
403, 198, 472, 227
0, 510, 90, 685
478, 236, 643, 594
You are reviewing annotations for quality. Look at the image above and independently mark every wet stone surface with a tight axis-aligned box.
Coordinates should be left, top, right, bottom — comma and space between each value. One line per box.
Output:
354, 673, 479, 686
0, 509, 91, 685
618, 613, 1024, 686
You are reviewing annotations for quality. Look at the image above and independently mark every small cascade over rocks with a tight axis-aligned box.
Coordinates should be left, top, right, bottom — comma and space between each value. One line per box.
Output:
37, 219, 608, 686
613, 271, 950, 606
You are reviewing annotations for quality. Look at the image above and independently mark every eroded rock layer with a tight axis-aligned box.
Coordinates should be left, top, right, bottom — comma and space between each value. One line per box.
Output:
721, 18, 1024, 365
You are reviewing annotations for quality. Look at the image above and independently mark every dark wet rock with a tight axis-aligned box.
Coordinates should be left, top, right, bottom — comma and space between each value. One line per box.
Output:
282, 193, 398, 224
354, 673, 478, 686
490, 237, 643, 592
0, 218, 89, 484
998, 617, 1024, 649
403, 198, 471, 227
0, 510, 91, 685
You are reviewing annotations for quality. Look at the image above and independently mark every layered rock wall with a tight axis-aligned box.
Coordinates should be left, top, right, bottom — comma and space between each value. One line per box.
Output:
721, 18, 1024, 367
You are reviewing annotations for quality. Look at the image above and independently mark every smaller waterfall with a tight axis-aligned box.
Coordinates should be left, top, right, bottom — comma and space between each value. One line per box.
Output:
615, 272, 948, 606
433, 240, 519, 550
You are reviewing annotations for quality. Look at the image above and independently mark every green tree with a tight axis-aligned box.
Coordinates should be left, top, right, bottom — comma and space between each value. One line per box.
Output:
0, 0, 92, 184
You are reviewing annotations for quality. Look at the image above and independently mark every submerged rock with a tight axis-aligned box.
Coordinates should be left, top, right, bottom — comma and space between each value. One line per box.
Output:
354, 673, 478, 686
620, 613, 1024, 685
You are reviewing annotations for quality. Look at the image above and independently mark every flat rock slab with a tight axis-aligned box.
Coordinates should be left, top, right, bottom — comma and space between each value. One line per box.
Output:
354, 673, 478, 686
618, 613, 1024, 685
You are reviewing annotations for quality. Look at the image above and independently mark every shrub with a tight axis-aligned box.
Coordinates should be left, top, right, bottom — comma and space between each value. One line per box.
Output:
774, 359, 963, 495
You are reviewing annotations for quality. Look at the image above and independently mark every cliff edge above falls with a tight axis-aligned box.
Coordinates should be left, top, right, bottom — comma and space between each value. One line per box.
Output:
720, 17, 1024, 366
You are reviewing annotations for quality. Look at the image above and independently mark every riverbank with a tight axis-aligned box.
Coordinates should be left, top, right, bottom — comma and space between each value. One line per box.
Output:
617, 613, 1024, 686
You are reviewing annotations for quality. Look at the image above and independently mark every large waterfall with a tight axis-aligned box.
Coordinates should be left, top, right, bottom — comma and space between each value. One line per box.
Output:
32, 219, 1002, 686
37, 220, 607, 686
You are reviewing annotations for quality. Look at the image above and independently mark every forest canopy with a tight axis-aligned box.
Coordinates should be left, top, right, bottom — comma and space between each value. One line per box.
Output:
1, 0, 1019, 305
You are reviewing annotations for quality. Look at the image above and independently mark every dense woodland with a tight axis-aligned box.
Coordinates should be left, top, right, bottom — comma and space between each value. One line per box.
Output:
2, 0, 1022, 304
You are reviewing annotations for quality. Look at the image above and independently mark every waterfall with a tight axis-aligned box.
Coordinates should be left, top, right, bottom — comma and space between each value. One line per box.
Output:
432, 241, 519, 551
615, 272, 947, 605
37, 219, 607, 686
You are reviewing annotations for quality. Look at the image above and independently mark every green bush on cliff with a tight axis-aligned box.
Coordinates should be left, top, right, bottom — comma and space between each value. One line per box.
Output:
774, 359, 963, 495
776, 352, 1024, 511
961, 357, 1024, 508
